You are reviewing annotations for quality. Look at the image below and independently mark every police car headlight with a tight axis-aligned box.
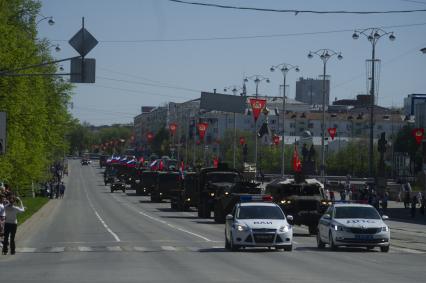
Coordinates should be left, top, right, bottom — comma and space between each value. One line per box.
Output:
210, 192, 215, 197
279, 225, 290, 233
332, 224, 344, 231
236, 224, 249, 232
224, 192, 229, 196
382, 226, 389, 232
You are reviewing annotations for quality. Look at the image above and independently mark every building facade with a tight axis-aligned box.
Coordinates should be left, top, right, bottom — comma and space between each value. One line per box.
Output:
295, 77, 330, 106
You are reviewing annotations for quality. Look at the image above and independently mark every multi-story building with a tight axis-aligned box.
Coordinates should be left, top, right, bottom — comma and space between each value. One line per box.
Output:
403, 93, 426, 115
133, 105, 167, 144
295, 77, 330, 106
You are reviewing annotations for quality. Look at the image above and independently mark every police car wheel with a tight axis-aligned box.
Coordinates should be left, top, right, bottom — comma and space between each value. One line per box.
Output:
329, 232, 338, 250
316, 233, 325, 249
225, 234, 231, 250
283, 245, 292, 252
230, 233, 240, 251
110, 188, 114, 193
380, 246, 390, 253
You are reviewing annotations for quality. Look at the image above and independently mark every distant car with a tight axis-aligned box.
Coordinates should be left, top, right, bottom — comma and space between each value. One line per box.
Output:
81, 159, 91, 166
225, 196, 293, 251
316, 203, 390, 252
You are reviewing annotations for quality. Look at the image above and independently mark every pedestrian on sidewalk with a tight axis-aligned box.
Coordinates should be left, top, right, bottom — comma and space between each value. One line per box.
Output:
410, 195, 417, 218
420, 194, 425, 216
2, 195, 25, 255
403, 181, 412, 209
59, 182, 65, 198
0, 194, 5, 246
381, 192, 389, 214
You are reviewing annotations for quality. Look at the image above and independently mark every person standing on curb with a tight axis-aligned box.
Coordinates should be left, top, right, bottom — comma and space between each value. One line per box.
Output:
2, 195, 25, 255
0, 194, 5, 248
59, 182, 65, 198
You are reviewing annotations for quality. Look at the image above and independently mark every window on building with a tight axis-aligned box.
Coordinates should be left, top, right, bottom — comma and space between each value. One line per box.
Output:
308, 123, 314, 129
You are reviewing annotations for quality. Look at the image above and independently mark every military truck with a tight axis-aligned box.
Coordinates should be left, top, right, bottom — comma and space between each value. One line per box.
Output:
170, 172, 198, 211
150, 171, 180, 202
265, 176, 330, 234
139, 171, 158, 196
197, 164, 261, 221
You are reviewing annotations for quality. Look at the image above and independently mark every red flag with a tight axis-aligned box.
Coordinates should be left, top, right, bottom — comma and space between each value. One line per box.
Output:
197, 123, 208, 140
239, 136, 245, 145
292, 144, 302, 172
328, 128, 337, 140
249, 98, 267, 122
412, 128, 424, 145
159, 160, 164, 171
273, 135, 280, 145
146, 132, 154, 143
169, 123, 177, 136
213, 157, 219, 168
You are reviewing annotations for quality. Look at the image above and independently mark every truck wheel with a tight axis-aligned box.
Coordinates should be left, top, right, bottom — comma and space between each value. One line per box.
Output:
122, 188, 126, 193
309, 226, 318, 235
329, 231, 338, 251
225, 233, 231, 250
230, 233, 239, 252
110, 188, 114, 193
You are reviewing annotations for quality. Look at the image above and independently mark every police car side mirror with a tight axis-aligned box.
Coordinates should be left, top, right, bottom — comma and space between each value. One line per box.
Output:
382, 215, 389, 221
225, 214, 233, 221
286, 215, 294, 225
323, 214, 331, 220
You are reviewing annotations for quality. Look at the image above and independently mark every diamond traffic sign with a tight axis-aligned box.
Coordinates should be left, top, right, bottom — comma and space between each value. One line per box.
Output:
69, 27, 98, 57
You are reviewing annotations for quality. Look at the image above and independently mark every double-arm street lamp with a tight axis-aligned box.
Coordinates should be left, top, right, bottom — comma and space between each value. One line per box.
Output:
308, 49, 343, 180
352, 28, 395, 177
224, 85, 245, 168
421, 48, 426, 54
270, 63, 300, 177
244, 75, 270, 173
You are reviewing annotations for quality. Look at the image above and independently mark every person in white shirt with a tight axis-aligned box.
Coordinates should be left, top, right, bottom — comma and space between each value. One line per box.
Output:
0, 194, 5, 244
2, 196, 25, 255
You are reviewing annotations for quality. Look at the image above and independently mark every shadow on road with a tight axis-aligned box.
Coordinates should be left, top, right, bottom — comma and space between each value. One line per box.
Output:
194, 220, 222, 225
295, 246, 379, 253
293, 233, 313, 238
161, 215, 199, 220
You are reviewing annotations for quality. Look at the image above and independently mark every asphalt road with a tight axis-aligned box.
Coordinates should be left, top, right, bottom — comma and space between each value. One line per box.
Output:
1, 160, 425, 283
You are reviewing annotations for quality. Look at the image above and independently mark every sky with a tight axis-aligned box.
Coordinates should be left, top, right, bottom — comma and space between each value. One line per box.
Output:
37, 0, 426, 126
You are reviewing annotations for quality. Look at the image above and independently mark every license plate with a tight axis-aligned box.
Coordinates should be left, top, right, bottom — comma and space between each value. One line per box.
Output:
355, 234, 373, 240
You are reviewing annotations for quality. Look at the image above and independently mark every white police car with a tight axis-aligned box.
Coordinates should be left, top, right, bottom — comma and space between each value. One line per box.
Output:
317, 203, 390, 252
225, 195, 293, 251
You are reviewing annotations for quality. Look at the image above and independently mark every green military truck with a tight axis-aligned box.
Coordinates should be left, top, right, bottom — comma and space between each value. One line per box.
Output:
265, 176, 330, 234
150, 171, 180, 202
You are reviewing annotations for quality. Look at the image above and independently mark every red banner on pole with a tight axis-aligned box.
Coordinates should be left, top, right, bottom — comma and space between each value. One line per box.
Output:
249, 98, 267, 122
412, 128, 424, 145
292, 144, 302, 172
273, 135, 280, 146
169, 123, 177, 136
197, 123, 208, 140
239, 136, 246, 145
213, 157, 219, 168
328, 128, 337, 140
146, 132, 154, 143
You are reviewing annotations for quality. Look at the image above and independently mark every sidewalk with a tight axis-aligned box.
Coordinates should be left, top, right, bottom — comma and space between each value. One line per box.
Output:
384, 201, 426, 225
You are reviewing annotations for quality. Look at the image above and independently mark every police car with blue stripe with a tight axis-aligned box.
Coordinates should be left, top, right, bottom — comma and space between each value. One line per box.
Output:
225, 195, 293, 251
316, 203, 390, 252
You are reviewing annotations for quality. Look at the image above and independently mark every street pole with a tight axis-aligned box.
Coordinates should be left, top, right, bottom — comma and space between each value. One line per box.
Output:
270, 63, 299, 177
352, 28, 395, 178
233, 112, 236, 168
308, 49, 342, 182
321, 61, 327, 180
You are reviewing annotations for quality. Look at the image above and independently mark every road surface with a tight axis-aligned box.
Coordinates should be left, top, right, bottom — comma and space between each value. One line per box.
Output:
1, 160, 425, 283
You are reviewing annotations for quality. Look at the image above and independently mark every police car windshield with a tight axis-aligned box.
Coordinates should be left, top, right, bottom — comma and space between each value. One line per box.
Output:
334, 207, 381, 219
237, 206, 285, 220
206, 173, 239, 183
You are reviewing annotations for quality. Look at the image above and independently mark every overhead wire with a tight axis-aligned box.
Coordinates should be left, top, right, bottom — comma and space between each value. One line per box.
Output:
52, 22, 426, 43
168, 0, 426, 14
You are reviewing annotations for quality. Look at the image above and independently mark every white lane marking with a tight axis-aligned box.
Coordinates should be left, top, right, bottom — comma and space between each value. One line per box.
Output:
17, 247, 36, 253
211, 246, 224, 249
106, 246, 122, 252
85, 189, 121, 242
292, 241, 299, 245
49, 247, 65, 253
133, 246, 149, 252
186, 246, 200, 252
161, 246, 177, 251
138, 210, 212, 242
111, 195, 212, 242
78, 246, 93, 252
391, 246, 425, 254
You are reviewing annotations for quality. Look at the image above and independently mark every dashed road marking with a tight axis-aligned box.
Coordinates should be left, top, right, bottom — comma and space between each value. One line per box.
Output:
161, 246, 178, 251
106, 246, 122, 252
49, 247, 65, 253
17, 247, 36, 253
78, 246, 93, 252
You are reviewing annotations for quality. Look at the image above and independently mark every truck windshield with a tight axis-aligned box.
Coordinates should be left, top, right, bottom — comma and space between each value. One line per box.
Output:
302, 185, 321, 196
206, 173, 239, 183
237, 206, 285, 220
334, 207, 381, 219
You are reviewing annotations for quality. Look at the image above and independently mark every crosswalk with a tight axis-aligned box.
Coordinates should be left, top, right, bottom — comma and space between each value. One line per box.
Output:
12, 245, 425, 254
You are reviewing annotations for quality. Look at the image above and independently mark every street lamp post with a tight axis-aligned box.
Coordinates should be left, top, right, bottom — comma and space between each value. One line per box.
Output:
270, 63, 300, 177
308, 49, 343, 181
352, 28, 395, 177
224, 85, 244, 169
244, 75, 270, 175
